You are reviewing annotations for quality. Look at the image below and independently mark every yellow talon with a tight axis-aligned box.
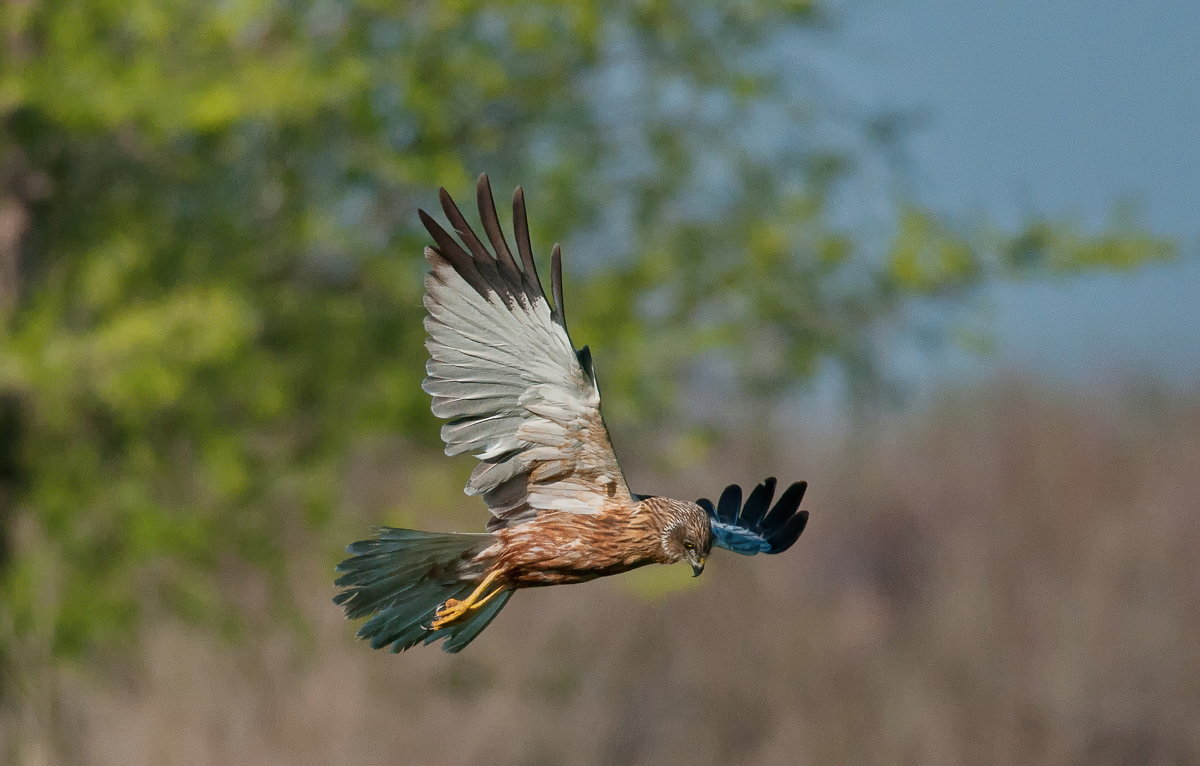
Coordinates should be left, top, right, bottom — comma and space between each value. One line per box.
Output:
430, 571, 502, 630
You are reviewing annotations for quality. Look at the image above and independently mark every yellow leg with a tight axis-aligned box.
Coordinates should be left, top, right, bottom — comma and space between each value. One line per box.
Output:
431, 570, 502, 630
468, 582, 507, 612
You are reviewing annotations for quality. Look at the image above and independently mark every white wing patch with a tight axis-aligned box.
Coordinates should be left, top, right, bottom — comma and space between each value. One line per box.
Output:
418, 176, 634, 529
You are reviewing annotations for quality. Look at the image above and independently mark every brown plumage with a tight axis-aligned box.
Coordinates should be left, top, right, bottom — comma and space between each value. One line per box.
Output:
485, 497, 712, 586
333, 175, 810, 654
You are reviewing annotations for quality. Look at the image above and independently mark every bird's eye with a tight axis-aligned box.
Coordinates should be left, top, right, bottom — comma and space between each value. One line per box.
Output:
684, 542, 695, 551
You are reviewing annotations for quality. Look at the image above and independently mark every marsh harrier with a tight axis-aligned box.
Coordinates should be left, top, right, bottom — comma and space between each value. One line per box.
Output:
334, 176, 811, 653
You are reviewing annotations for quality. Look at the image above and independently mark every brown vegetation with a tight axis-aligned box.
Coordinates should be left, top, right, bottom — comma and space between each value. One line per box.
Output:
8, 383, 1199, 765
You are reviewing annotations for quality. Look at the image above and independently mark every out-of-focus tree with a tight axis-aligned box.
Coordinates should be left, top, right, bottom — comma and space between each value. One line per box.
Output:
0, 0, 1173, 677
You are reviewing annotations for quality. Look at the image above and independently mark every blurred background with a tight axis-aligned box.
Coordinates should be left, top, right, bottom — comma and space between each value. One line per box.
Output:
1, 1, 1197, 764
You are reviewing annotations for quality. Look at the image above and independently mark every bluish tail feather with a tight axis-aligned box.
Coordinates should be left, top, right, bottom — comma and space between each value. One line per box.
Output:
698, 478, 810, 555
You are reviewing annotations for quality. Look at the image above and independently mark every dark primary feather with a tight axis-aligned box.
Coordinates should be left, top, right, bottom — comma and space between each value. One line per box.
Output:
417, 209, 492, 299
697, 477, 810, 555
551, 243, 567, 332
475, 175, 524, 290
512, 186, 542, 296
419, 175, 555, 316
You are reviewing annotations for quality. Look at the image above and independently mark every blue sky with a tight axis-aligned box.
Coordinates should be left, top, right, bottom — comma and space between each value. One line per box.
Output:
842, 0, 1200, 386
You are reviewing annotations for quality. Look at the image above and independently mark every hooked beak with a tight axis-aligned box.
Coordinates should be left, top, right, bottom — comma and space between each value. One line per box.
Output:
690, 555, 706, 577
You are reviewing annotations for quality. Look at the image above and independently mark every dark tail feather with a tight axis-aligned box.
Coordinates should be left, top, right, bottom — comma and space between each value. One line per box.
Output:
333, 527, 512, 654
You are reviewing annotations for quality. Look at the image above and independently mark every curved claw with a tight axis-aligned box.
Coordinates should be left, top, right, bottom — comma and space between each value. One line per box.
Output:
428, 572, 503, 631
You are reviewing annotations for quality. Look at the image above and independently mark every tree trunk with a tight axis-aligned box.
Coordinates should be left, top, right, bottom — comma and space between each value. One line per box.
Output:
0, 194, 27, 316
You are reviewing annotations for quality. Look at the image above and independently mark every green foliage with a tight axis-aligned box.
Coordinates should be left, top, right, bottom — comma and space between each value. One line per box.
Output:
887, 207, 978, 293
0, 0, 1174, 666
1000, 215, 1176, 274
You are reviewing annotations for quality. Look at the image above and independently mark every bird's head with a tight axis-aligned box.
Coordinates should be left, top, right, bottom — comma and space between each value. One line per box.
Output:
659, 501, 713, 577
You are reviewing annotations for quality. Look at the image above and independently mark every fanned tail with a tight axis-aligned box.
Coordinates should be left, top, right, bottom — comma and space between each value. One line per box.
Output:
333, 528, 512, 653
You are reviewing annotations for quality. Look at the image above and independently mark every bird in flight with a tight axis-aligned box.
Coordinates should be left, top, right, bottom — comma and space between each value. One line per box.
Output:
334, 174, 811, 653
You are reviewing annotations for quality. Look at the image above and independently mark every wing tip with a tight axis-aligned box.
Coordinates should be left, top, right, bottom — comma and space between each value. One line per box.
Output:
425, 175, 565, 309
551, 243, 567, 331
703, 477, 812, 555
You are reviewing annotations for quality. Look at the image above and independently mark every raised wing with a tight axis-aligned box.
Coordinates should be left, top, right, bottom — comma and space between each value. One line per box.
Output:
697, 477, 810, 555
420, 174, 634, 530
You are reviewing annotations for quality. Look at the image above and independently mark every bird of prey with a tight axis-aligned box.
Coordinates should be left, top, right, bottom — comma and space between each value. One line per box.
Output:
334, 174, 811, 653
